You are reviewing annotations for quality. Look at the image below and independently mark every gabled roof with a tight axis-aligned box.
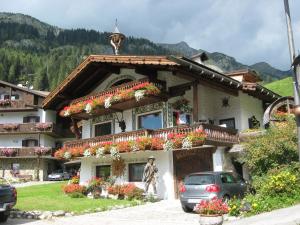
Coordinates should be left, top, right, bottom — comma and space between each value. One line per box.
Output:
0, 80, 49, 98
43, 54, 280, 110
225, 69, 262, 83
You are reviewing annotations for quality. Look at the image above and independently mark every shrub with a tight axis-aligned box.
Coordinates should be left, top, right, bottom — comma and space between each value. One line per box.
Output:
122, 184, 144, 200
63, 184, 86, 195
87, 177, 103, 193
241, 118, 298, 175
194, 197, 229, 215
70, 176, 80, 184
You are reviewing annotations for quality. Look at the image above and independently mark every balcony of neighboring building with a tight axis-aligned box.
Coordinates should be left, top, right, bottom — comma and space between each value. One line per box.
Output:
0, 122, 63, 137
0, 147, 55, 158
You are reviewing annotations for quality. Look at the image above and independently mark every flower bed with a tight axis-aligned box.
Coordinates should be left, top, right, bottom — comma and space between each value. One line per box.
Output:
54, 129, 207, 160
59, 81, 161, 117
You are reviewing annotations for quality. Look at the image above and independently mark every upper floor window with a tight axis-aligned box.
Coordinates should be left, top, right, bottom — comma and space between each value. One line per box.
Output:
23, 116, 40, 123
22, 139, 38, 147
137, 111, 162, 130
110, 79, 133, 87
94, 121, 112, 137
11, 94, 19, 100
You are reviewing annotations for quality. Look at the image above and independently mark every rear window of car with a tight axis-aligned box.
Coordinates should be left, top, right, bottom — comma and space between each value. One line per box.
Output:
184, 174, 215, 185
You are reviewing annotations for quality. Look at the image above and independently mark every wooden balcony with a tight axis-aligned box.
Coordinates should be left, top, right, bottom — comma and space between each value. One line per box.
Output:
64, 123, 239, 149
0, 147, 55, 158
60, 78, 167, 120
0, 100, 36, 112
0, 123, 62, 137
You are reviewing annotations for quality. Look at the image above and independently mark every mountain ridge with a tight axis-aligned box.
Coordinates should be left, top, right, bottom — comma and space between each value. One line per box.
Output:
0, 12, 291, 91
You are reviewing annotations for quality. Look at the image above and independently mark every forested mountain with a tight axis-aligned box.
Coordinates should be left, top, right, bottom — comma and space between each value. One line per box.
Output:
0, 12, 290, 91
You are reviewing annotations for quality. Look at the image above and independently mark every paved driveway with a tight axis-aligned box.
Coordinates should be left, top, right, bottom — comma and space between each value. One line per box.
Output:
6, 201, 300, 225
6, 201, 199, 225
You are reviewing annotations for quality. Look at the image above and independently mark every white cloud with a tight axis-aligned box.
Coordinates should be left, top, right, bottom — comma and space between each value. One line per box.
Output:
1, 0, 300, 70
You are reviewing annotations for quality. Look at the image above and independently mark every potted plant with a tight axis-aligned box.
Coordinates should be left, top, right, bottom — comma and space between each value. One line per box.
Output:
194, 197, 229, 225
187, 128, 207, 147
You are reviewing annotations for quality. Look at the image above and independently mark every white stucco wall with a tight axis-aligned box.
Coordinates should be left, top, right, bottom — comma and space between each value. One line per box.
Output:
80, 150, 175, 200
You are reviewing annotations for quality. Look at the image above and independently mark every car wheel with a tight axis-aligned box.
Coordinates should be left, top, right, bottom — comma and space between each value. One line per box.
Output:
223, 195, 230, 204
0, 212, 9, 223
182, 205, 193, 213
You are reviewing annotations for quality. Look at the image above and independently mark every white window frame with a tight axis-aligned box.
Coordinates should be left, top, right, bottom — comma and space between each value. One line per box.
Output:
136, 110, 163, 130
93, 120, 113, 137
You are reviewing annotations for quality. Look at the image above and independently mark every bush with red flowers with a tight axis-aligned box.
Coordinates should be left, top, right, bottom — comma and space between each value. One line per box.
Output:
194, 197, 229, 216
62, 184, 86, 195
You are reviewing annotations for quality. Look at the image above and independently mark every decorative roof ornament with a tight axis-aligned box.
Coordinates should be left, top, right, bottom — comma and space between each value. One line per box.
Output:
109, 19, 125, 55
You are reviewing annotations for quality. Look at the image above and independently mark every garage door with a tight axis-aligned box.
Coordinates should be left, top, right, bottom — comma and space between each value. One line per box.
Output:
173, 148, 214, 198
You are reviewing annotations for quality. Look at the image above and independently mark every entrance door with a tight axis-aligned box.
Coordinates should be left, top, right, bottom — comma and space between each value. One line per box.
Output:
173, 148, 214, 198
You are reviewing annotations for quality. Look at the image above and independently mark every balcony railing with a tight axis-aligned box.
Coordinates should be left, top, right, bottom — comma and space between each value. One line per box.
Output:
59, 78, 166, 119
64, 123, 239, 149
0, 122, 61, 136
0, 100, 34, 111
0, 147, 55, 158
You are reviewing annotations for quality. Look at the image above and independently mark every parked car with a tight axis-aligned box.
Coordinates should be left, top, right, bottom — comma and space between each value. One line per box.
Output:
179, 171, 248, 212
48, 170, 71, 181
0, 178, 17, 222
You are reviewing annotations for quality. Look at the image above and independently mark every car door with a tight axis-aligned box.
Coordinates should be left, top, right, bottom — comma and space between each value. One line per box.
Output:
220, 173, 239, 198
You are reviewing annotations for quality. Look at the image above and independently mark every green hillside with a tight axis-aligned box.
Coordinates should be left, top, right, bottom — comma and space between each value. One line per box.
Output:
264, 77, 293, 97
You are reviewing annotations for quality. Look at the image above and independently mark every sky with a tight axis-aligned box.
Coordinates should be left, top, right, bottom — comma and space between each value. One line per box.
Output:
1, 0, 300, 70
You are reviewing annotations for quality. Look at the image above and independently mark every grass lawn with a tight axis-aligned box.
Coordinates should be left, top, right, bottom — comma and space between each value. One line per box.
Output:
264, 77, 293, 97
15, 182, 134, 214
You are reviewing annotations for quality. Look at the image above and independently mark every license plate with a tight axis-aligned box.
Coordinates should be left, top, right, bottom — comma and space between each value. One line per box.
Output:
187, 199, 200, 204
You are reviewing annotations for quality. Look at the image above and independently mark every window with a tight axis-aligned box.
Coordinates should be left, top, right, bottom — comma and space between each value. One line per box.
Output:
3, 95, 10, 100
22, 139, 38, 147
219, 118, 235, 129
173, 112, 191, 126
137, 111, 162, 130
220, 173, 236, 184
129, 163, 146, 182
23, 116, 40, 123
96, 165, 111, 179
184, 174, 215, 185
94, 122, 112, 137
11, 94, 19, 100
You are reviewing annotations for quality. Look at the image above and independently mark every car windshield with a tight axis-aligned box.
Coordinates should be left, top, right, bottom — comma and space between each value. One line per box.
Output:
184, 174, 215, 185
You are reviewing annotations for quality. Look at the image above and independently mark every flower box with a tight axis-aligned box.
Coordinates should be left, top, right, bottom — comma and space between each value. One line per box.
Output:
1, 148, 17, 157
3, 123, 19, 130
0, 99, 12, 107
35, 123, 53, 130
34, 147, 51, 155
59, 80, 161, 117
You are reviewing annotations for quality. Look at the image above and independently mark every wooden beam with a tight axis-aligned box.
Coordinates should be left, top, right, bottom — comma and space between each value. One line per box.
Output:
169, 82, 193, 97
193, 82, 199, 122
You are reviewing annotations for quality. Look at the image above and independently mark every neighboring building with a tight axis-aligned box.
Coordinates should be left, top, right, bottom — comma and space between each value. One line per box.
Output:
43, 54, 279, 199
0, 80, 67, 181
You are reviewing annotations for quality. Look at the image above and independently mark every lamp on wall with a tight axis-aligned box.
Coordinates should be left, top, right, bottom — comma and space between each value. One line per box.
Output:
114, 111, 126, 132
